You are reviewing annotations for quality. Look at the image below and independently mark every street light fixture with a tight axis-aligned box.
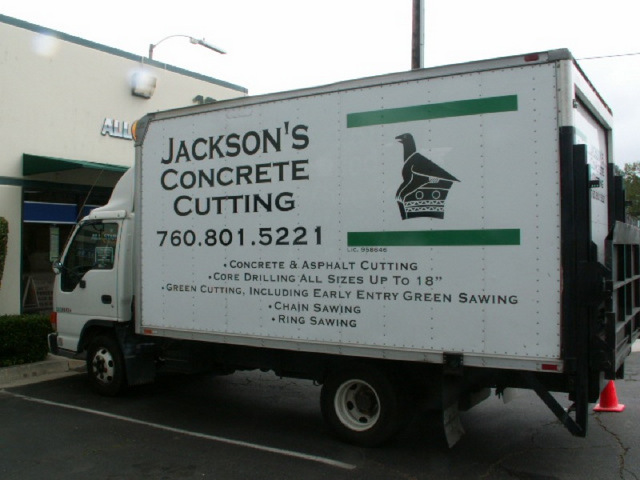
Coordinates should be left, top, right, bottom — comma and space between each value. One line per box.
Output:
149, 34, 226, 59
133, 35, 226, 100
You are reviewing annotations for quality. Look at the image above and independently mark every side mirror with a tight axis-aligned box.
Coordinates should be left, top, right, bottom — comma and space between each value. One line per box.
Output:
52, 261, 63, 275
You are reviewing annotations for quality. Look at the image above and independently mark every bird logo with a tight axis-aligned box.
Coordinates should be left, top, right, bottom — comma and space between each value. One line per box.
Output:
395, 133, 459, 220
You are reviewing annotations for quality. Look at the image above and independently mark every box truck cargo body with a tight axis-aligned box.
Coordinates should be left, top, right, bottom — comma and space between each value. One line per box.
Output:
50, 49, 640, 446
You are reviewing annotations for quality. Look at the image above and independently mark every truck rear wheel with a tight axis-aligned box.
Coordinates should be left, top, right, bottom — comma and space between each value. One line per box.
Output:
320, 365, 407, 447
86, 334, 126, 396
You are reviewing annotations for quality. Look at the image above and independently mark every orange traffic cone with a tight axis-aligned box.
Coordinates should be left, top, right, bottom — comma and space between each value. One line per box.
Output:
594, 380, 625, 412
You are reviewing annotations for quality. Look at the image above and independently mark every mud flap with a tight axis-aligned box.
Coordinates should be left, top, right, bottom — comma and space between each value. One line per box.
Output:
114, 325, 157, 386
123, 343, 157, 386
442, 374, 465, 447
443, 401, 465, 447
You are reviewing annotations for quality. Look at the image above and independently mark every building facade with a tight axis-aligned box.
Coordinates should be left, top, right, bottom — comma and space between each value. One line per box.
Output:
0, 15, 247, 315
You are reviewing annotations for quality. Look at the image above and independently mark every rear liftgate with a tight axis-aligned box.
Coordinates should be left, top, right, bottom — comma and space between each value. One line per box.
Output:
524, 128, 640, 436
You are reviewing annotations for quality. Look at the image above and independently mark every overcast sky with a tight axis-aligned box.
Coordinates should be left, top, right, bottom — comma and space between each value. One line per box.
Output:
3, 0, 639, 165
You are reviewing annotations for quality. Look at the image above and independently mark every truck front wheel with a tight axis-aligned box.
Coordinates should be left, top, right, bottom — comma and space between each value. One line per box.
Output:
86, 334, 126, 396
320, 366, 407, 447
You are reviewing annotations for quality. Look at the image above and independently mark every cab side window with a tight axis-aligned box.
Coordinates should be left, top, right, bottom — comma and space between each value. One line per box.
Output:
61, 222, 118, 292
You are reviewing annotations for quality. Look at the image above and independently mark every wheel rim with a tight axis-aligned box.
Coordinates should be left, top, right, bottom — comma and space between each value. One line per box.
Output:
91, 347, 116, 385
334, 379, 380, 432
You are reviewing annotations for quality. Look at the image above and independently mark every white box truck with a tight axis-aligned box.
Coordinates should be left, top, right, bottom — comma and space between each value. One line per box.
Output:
50, 49, 640, 446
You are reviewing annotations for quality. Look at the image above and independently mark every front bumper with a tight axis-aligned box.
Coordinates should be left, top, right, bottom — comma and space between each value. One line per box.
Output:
48, 333, 79, 360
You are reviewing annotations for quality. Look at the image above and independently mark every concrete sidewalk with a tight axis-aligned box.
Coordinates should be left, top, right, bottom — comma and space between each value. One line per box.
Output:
0, 355, 85, 388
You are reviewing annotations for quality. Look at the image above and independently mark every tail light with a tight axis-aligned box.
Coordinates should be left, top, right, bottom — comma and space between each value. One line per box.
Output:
50, 311, 57, 331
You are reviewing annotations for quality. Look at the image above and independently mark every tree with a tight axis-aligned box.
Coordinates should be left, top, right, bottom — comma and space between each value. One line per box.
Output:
623, 162, 640, 218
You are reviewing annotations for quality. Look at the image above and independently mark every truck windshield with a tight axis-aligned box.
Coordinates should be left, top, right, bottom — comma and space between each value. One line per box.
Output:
60, 221, 118, 292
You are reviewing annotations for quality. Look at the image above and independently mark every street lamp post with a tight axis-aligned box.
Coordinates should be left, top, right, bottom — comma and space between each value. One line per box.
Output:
148, 35, 226, 59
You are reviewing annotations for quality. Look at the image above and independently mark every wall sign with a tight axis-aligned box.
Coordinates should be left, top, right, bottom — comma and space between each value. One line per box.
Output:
101, 118, 133, 140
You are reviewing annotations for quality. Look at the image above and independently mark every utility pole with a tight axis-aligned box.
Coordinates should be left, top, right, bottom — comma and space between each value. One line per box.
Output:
412, 0, 424, 69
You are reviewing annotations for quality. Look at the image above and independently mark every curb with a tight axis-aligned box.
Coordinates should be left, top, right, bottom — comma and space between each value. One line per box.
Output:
0, 354, 85, 388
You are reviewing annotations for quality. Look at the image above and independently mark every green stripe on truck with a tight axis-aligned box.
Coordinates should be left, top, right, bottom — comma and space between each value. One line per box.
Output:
347, 229, 521, 247
347, 95, 518, 128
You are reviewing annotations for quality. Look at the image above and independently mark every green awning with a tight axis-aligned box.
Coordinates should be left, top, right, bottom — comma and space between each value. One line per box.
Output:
23, 154, 129, 176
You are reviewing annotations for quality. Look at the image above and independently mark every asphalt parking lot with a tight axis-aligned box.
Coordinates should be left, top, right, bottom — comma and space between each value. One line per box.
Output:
1, 346, 639, 479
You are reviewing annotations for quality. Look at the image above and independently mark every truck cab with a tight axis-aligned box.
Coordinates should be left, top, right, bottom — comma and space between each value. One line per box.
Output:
49, 169, 134, 362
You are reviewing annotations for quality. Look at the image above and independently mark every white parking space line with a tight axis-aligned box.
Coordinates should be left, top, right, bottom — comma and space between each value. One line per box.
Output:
5, 391, 356, 470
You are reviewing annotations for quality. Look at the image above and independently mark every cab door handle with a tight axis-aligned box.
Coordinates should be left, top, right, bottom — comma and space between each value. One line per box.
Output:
101, 295, 112, 304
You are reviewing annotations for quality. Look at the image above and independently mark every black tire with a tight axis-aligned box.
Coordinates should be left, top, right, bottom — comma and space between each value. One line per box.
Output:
320, 365, 407, 447
86, 334, 127, 396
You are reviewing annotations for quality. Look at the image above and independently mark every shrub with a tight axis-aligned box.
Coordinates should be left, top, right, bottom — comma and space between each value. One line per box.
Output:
0, 314, 52, 367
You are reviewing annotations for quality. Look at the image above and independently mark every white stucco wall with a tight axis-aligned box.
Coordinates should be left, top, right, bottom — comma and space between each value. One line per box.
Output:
0, 15, 247, 314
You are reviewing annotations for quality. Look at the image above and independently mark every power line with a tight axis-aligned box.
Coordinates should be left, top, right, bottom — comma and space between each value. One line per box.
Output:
578, 52, 640, 60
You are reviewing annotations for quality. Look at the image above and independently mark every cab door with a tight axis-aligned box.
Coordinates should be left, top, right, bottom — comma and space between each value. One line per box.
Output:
53, 219, 122, 352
